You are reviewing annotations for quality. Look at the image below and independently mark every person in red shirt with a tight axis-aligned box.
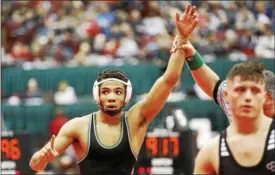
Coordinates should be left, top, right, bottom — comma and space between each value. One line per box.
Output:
49, 108, 69, 137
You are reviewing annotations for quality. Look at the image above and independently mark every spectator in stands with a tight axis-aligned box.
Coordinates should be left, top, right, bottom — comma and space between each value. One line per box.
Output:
255, 24, 275, 59
55, 30, 80, 63
70, 41, 92, 66
254, 1, 271, 32
95, 2, 116, 35
238, 28, 257, 57
10, 41, 33, 63
208, 3, 228, 31
116, 22, 139, 58
54, 80, 77, 105
128, 9, 143, 36
141, 8, 168, 36
101, 38, 119, 57
93, 32, 107, 53
223, 1, 238, 26
235, 5, 255, 30
26, 78, 42, 98
75, 10, 98, 39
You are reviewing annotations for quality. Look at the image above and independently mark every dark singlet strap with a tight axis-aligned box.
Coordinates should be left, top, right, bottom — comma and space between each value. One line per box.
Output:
266, 119, 275, 151
219, 130, 230, 174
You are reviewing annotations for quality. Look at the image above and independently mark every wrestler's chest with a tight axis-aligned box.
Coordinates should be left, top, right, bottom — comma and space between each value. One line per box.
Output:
95, 123, 122, 146
228, 136, 266, 166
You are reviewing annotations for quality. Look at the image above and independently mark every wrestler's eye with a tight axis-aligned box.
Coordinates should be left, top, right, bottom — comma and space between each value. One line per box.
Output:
235, 87, 246, 93
251, 88, 260, 94
101, 90, 108, 95
116, 90, 122, 95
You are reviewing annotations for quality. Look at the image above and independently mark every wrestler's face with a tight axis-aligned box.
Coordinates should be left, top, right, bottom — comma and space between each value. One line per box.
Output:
224, 76, 267, 119
99, 81, 126, 112
263, 92, 275, 118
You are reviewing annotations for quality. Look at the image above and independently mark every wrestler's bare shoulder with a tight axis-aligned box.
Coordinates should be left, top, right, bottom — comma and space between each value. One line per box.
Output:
195, 135, 220, 174
200, 135, 220, 155
62, 114, 92, 133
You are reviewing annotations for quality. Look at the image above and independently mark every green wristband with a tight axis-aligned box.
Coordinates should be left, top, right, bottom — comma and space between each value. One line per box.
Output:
186, 51, 204, 70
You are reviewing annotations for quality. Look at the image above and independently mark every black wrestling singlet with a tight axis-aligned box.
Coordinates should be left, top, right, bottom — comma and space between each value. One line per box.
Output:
77, 112, 137, 175
219, 119, 275, 175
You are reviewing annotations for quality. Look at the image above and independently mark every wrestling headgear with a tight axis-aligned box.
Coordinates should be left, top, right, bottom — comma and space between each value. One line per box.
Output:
93, 78, 132, 105
263, 70, 275, 99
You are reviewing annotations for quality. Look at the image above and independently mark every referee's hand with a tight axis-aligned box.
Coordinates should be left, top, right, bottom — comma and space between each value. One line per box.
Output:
171, 3, 198, 54
176, 3, 199, 41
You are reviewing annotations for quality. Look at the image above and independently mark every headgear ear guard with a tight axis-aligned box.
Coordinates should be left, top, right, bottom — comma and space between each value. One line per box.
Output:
93, 78, 132, 105
263, 70, 275, 99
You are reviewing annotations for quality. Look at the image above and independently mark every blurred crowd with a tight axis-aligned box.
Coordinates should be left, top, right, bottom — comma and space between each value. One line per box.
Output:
4, 77, 78, 106
2, 1, 274, 69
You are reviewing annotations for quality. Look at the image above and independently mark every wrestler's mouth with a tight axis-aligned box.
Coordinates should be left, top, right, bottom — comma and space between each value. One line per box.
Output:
240, 105, 253, 112
241, 105, 253, 108
106, 105, 116, 109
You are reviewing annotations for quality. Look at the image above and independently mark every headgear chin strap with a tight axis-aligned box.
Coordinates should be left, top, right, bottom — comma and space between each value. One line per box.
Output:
93, 78, 132, 105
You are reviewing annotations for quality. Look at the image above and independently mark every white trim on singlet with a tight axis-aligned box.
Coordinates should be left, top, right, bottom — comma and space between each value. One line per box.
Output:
77, 113, 93, 164
124, 113, 138, 160
267, 129, 275, 150
93, 113, 124, 149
